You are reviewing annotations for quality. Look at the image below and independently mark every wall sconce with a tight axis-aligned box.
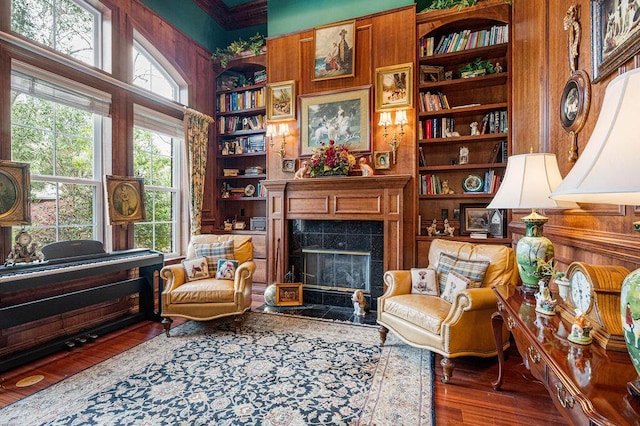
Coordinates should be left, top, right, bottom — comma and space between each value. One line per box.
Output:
277, 123, 289, 159
266, 124, 277, 149
378, 110, 407, 164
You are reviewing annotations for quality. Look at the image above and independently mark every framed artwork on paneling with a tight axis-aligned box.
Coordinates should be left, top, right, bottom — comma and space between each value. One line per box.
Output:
313, 20, 355, 81
375, 62, 413, 111
591, 0, 640, 82
0, 160, 31, 226
105, 175, 146, 225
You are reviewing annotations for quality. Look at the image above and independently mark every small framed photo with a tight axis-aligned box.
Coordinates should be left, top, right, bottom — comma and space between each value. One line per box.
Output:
419, 65, 444, 83
105, 175, 146, 225
560, 70, 590, 135
282, 158, 296, 173
276, 283, 303, 306
458, 146, 469, 165
460, 203, 490, 235
375, 62, 413, 111
0, 160, 31, 226
313, 20, 355, 81
373, 151, 390, 169
267, 80, 296, 122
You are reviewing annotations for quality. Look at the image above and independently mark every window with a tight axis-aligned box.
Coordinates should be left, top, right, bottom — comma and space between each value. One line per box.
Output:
11, 0, 102, 68
133, 40, 177, 101
134, 106, 183, 256
10, 63, 111, 246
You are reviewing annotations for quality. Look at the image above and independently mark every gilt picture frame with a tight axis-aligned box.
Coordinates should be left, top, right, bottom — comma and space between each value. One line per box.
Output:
591, 0, 640, 82
373, 151, 391, 169
275, 282, 303, 306
267, 80, 296, 121
460, 203, 490, 235
560, 70, 591, 134
313, 20, 355, 81
0, 160, 31, 226
298, 86, 371, 156
105, 175, 146, 225
375, 63, 413, 111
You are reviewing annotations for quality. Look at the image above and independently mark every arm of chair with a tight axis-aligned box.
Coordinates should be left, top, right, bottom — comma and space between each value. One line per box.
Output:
442, 285, 501, 326
382, 270, 412, 297
160, 264, 186, 293
234, 260, 256, 303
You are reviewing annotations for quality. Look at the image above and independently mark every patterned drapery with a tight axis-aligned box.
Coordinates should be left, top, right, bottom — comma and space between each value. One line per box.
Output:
184, 108, 214, 235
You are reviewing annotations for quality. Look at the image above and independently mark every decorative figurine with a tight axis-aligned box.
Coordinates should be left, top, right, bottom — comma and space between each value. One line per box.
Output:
222, 141, 230, 156
5, 229, 43, 266
535, 280, 557, 315
294, 160, 310, 179
352, 289, 367, 316
359, 157, 374, 176
568, 309, 593, 345
427, 218, 437, 236
470, 121, 480, 136
495, 62, 503, 73
458, 146, 469, 165
441, 180, 455, 194
443, 219, 455, 237
444, 129, 461, 138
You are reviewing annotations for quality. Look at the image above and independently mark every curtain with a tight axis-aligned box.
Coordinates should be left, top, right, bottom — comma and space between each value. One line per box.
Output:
184, 108, 214, 235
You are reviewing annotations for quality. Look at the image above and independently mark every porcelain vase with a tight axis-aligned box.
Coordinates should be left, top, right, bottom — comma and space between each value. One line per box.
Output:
621, 268, 640, 395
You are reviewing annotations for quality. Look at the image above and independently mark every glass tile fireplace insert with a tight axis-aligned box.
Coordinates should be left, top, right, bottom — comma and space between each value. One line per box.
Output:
302, 248, 370, 292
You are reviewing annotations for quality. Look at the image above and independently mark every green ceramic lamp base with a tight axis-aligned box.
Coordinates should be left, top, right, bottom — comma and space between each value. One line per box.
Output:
516, 209, 554, 290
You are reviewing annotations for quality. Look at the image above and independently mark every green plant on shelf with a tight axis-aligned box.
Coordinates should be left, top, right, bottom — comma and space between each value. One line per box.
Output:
211, 33, 266, 68
420, 0, 511, 12
459, 57, 495, 77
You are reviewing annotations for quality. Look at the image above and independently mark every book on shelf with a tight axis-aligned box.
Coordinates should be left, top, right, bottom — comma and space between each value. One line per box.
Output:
418, 146, 427, 167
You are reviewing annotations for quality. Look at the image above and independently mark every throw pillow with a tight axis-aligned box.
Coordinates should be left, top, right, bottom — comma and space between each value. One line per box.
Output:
182, 257, 209, 282
215, 259, 239, 280
410, 268, 438, 295
193, 240, 235, 274
436, 253, 490, 294
440, 271, 471, 303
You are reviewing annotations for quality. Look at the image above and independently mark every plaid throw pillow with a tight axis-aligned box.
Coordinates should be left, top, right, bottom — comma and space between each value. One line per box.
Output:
193, 240, 235, 274
436, 253, 490, 294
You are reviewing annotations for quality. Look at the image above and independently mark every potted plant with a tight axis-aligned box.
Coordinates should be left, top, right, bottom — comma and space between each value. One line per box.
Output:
211, 33, 266, 68
459, 57, 495, 78
420, 0, 511, 12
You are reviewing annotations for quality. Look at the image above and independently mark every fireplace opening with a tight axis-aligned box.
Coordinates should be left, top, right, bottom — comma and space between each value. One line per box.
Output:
302, 248, 371, 292
288, 219, 383, 309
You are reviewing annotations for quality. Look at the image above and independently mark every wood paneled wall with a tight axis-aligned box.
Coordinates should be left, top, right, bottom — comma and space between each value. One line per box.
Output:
265, 5, 417, 266
511, 0, 640, 274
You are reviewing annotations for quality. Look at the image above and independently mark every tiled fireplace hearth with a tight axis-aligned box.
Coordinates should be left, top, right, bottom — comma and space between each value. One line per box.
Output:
262, 175, 411, 309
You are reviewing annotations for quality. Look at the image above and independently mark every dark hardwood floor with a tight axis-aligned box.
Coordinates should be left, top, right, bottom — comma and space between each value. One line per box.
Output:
0, 298, 567, 425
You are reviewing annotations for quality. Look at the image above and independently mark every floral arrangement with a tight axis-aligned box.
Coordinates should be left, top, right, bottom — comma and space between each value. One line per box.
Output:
309, 140, 356, 177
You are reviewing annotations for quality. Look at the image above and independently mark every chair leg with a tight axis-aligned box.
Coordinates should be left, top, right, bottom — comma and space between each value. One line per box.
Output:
162, 317, 173, 337
379, 325, 388, 346
440, 357, 455, 384
233, 314, 244, 332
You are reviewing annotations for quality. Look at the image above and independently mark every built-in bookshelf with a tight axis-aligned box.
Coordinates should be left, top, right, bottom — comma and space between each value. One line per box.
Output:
415, 1, 512, 263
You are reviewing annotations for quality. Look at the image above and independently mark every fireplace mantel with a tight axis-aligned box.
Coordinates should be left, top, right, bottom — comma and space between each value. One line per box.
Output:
262, 175, 411, 284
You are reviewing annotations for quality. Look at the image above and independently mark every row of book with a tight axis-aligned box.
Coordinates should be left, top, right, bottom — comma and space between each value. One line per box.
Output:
480, 110, 508, 135
419, 117, 455, 140
420, 24, 508, 57
218, 114, 265, 135
217, 87, 265, 113
419, 174, 447, 195
220, 134, 266, 155
418, 91, 450, 112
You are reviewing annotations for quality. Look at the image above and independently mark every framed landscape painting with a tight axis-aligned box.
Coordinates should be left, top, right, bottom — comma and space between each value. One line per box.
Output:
298, 86, 371, 156
313, 20, 355, 81
267, 80, 296, 121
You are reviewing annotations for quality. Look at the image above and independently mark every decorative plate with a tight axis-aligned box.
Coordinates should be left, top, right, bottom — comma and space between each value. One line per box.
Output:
244, 184, 256, 197
462, 174, 483, 192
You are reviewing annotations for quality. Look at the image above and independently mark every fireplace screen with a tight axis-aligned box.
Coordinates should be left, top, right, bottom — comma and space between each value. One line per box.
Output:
301, 248, 370, 292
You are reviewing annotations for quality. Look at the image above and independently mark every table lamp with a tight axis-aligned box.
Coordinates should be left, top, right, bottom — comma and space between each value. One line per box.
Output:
487, 152, 578, 293
549, 67, 640, 397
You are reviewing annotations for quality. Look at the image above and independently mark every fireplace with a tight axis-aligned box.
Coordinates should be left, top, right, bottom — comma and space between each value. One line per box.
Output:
288, 219, 384, 308
262, 174, 412, 310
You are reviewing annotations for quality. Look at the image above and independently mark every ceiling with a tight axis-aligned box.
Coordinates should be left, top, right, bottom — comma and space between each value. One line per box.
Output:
193, 0, 267, 30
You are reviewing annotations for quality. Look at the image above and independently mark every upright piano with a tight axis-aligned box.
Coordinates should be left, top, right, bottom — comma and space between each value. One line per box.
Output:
0, 240, 164, 372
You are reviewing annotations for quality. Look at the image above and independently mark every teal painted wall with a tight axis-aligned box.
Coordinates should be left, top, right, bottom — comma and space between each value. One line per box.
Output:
267, 0, 414, 36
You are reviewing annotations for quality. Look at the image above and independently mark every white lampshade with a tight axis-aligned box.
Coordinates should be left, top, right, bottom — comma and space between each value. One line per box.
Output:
550, 68, 640, 205
487, 153, 578, 210
378, 112, 392, 127
395, 110, 408, 125
266, 124, 277, 138
278, 123, 290, 136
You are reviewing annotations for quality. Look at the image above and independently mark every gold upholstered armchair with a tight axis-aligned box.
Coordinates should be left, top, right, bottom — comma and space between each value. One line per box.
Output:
160, 234, 255, 336
377, 239, 517, 383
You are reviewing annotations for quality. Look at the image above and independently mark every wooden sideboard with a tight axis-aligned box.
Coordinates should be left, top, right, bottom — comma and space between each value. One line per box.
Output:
491, 285, 640, 425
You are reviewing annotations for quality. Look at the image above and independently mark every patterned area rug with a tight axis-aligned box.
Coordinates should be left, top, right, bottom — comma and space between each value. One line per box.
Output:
0, 312, 434, 425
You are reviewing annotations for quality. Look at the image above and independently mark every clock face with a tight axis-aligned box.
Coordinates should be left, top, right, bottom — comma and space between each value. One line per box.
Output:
570, 270, 593, 313
16, 230, 32, 247
244, 184, 256, 197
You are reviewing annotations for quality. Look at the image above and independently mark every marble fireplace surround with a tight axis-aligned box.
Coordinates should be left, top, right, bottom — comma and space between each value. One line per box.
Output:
262, 175, 412, 307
